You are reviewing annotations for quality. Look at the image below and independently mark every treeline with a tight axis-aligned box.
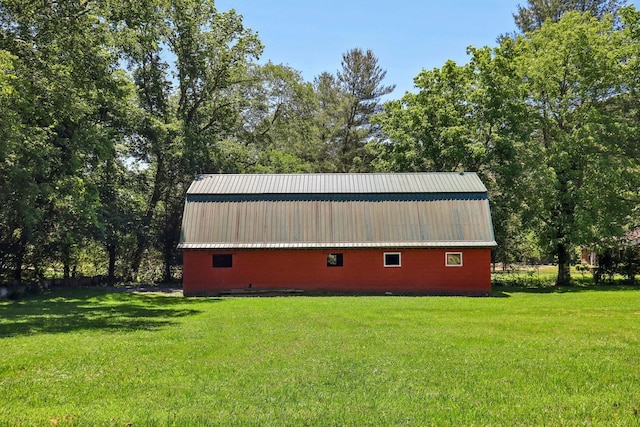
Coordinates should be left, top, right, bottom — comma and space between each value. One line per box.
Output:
0, 0, 639, 286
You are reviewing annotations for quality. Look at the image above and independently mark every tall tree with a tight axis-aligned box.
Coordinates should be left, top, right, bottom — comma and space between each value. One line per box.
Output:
113, 0, 262, 281
236, 62, 322, 173
312, 71, 350, 171
0, 0, 130, 282
514, 0, 626, 32
514, 11, 638, 285
373, 8, 640, 282
371, 60, 478, 172
95, 138, 145, 284
371, 43, 532, 265
334, 48, 395, 172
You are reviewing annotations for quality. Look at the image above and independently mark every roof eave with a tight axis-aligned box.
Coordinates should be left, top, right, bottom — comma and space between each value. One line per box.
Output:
178, 241, 498, 250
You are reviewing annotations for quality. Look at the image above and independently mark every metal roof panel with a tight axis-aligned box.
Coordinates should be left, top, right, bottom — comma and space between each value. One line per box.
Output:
180, 173, 496, 249
186, 172, 487, 195
180, 198, 496, 248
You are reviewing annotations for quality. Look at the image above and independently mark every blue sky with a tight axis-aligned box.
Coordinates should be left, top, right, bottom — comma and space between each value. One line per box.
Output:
215, 0, 638, 99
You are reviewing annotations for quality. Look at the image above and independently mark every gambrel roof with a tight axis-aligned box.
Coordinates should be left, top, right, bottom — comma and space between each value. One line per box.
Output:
178, 173, 496, 249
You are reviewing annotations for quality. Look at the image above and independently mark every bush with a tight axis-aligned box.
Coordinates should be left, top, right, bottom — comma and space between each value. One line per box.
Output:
492, 269, 556, 288
0, 281, 46, 300
594, 247, 640, 285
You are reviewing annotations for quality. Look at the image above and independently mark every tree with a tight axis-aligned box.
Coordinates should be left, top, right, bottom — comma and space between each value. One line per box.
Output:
514, 11, 639, 285
514, 0, 626, 32
113, 0, 262, 281
313, 71, 345, 166
235, 62, 322, 173
0, 49, 23, 280
333, 48, 395, 172
371, 60, 478, 172
96, 141, 146, 284
372, 9, 640, 284
0, 0, 131, 282
371, 43, 532, 266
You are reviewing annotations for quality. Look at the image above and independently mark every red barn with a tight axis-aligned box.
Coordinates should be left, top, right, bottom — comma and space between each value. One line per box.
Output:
178, 173, 496, 296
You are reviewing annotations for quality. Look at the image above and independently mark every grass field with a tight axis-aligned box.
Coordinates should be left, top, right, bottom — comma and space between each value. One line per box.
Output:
1, 288, 639, 426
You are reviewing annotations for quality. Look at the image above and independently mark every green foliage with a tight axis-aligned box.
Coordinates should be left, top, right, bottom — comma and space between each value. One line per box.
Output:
0, 0, 134, 282
1, 0, 639, 285
317, 48, 395, 172
371, 42, 531, 269
595, 246, 640, 284
1, 289, 640, 425
514, 11, 639, 284
513, 0, 626, 33
492, 271, 557, 288
236, 62, 325, 171
373, 7, 640, 285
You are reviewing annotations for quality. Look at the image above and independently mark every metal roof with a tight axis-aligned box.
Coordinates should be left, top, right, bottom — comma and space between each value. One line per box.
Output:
187, 172, 488, 195
179, 173, 496, 249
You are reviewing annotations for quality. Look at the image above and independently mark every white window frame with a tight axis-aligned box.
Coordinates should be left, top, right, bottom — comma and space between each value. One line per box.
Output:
445, 252, 463, 267
384, 252, 402, 267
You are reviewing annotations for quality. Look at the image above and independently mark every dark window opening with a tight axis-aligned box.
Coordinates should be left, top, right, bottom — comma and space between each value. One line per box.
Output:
327, 253, 343, 267
213, 254, 233, 268
384, 252, 401, 267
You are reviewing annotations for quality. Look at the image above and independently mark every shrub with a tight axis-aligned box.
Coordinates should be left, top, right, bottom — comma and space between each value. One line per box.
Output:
492, 270, 556, 288
594, 247, 640, 285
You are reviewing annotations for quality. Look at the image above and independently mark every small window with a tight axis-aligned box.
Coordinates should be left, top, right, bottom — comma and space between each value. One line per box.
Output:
213, 254, 233, 268
384, 252, 401, 267
327, 253, 343, 267
446, 252, 463, 267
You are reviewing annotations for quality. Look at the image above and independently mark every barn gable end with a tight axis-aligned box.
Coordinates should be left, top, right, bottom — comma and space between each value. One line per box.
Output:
179, 173, 496, 295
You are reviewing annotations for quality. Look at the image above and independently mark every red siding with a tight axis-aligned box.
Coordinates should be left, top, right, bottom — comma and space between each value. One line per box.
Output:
183, 248, 491, 296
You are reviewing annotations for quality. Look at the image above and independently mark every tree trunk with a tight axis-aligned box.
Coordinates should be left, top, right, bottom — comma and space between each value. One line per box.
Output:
162, 249, 172, 283
13, 240, 25, 284
556, 242, 571, 286
62, 244, 71, 281
130, 153, 164, 280
161, 227, 174, 283
130, 235, 146, 281
161, 202, 183, 283
553, 167, 574, 287
107, 242, 116, 284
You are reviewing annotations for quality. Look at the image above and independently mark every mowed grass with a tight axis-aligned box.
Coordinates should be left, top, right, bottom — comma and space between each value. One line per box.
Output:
1, 289, 639, 426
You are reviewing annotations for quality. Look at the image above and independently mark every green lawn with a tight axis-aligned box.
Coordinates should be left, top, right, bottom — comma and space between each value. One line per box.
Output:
1, 288, 639, 426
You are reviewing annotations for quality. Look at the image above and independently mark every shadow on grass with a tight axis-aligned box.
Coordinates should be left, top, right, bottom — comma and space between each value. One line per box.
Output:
0, 288, 215, 338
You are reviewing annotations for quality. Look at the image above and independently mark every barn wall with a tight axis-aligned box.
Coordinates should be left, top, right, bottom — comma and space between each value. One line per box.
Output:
182, 248, 491, 295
